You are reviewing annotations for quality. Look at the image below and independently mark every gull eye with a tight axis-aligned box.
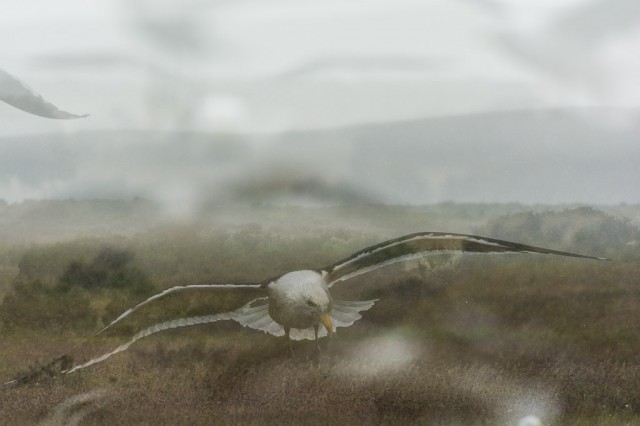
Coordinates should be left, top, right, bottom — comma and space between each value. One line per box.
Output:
306, 299, 316, 307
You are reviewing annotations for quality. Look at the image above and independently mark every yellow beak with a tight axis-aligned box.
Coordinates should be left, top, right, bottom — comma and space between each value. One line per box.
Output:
319, 312, 334, 335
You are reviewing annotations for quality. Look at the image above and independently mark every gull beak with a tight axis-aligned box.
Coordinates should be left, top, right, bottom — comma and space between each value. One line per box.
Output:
319, 312, 334, 335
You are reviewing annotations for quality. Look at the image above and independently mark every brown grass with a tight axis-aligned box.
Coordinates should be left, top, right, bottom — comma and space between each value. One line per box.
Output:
1, 209, 639, 425
4, 336, 640, 425
2, 254, 640, 425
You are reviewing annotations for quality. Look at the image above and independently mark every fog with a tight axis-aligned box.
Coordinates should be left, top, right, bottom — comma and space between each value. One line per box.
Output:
1, 0, 639, 210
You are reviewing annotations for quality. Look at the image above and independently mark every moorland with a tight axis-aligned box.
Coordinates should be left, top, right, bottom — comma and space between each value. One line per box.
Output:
1, 200, 639, 425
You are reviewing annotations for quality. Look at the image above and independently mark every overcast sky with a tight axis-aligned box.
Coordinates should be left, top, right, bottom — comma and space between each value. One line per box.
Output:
1, 0, 639, 209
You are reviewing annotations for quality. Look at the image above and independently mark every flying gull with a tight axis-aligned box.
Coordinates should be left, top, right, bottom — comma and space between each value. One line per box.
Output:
5, 231, 605, 380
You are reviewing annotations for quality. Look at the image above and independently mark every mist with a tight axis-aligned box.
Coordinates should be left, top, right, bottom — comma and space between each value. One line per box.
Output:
1, 0, 638, 212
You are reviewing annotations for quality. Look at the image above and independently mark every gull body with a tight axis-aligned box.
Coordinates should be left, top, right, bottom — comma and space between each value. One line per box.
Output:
266, 270, 334, 336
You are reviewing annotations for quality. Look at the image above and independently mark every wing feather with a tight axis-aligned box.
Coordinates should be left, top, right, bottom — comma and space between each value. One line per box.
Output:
232, 298, 285, 337
325, 232, 607, 286
330, 299, 377, 327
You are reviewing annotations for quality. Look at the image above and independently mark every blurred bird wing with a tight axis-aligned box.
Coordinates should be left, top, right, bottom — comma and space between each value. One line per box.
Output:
0, 68, 89, 119
325, 231, 607, 286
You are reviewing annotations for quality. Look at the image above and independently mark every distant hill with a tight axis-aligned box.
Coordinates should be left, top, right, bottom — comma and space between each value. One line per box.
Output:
0, 198, 638, 246
0, 108, 638, 206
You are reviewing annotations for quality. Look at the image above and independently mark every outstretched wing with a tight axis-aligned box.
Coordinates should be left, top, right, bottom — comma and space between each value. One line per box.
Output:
96, 283, 263, 336
324, 232, 607, 286
3, 284, 264, 384
66, 297, 267, 374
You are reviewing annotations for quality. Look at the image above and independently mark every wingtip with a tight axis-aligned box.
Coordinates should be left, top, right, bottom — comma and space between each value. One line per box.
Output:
584, 255, 610, 261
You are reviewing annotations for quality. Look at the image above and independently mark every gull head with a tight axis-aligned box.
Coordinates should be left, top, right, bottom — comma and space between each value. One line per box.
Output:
304, 292, 334, 334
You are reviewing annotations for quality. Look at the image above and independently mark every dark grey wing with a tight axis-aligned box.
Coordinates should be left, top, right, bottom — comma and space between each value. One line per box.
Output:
0, 68, 88, 119
324, 231, 607, 286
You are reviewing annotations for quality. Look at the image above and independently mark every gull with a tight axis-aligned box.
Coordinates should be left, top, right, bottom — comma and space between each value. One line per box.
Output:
53, 232, 605, 374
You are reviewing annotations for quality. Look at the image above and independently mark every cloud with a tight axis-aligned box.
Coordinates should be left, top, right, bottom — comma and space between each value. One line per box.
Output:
493, 0, 640, 104
274, 55, 447, 80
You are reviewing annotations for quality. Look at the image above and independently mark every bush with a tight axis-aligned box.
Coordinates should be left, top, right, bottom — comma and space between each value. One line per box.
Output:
58, 247, 153, 295
481, 207, 640, 259
0, 279, 96, 331
1, 246, 154, 331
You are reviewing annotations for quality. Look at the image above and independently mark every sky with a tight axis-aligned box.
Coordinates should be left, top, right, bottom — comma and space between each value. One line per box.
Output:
0, 0, 639, 209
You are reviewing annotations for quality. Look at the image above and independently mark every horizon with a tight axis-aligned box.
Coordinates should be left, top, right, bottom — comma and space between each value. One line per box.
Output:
0, 107, 638, 209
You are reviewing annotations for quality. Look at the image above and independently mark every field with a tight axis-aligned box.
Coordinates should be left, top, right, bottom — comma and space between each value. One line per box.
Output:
1, 202, 639, 425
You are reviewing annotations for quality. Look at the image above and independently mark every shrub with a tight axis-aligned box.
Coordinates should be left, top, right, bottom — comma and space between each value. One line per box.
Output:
0, 279, 96, 331
57, 247, 153, 295
481, 207, 640, 259
1, 246, 154, 331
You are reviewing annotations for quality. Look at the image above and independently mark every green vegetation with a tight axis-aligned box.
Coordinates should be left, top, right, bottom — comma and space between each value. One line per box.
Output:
0, 202, 639, 425
1, 247, 152, 332
482, 206, 640, 260
0, 280, 95, 331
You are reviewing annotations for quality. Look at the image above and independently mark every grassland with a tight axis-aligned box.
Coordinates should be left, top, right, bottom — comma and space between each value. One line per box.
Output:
0, 202, 639, 425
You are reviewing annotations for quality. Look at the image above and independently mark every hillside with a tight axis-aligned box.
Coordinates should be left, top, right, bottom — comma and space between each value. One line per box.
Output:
1, 108, 638, 206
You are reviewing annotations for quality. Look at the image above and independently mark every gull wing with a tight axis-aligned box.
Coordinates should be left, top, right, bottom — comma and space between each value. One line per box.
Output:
96, 283, 263, 336
0, 68, 88, 119
324, 232, 607, 286
66, 297, 268, 374
3, 284, 264, 385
